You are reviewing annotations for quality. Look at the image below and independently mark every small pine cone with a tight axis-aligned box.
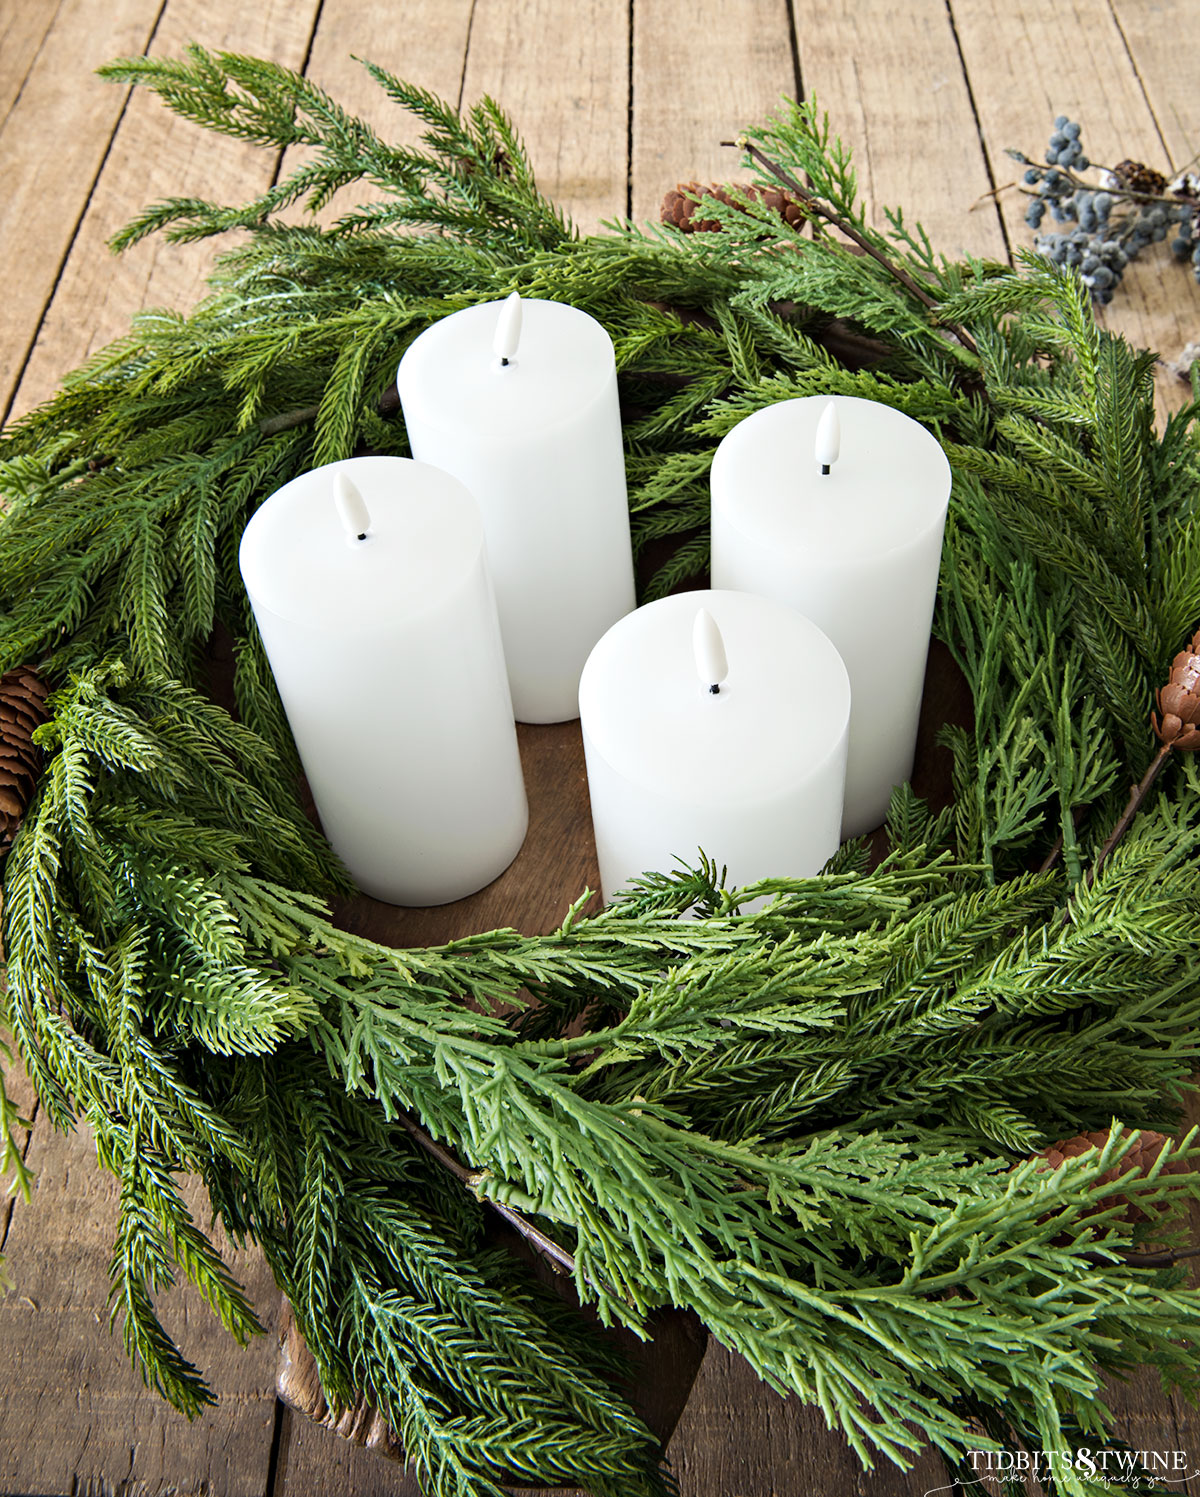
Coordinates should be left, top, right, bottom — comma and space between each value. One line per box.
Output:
661, 182, 807, 234
1033, 1127, 1187, 1224
1152, 627, 1200, 750
0, 666, 51, 857
1111, 159, 1168, 198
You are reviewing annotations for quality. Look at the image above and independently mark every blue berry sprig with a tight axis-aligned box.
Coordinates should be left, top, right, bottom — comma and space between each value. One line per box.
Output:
1007, 117, 1199, 304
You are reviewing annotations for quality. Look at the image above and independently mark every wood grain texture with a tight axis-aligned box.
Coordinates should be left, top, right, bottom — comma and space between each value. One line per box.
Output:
0, 1109, 281, 1496
461, 0, 629, 234
0, 0, 164, 418
0, 0, 64, 128
790, 0, 1008, 263
1110, 0, 1200, 170
0, 1048, 39, 1269
630, 0, 797, 225
946, 0, 1200, 410
11, 0, 321, 419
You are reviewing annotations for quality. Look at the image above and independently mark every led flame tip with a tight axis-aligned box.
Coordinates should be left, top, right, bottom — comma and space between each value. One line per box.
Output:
693, 608, 728, 694
333, 470, 371, 541
493, 291, 523, 364
815, 400, 841, 475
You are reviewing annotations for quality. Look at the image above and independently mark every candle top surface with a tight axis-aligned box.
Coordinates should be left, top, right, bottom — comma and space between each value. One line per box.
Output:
710, 395, 952, 560
396, 297, 615, 434
239, 457, 484, 629
580, 590, 850, 803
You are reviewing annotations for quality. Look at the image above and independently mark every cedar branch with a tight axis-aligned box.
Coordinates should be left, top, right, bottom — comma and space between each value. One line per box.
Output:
724, 136, 981, 358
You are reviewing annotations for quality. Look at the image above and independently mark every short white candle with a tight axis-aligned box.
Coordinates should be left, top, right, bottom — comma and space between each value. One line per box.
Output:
579, 589, 850, 904
396, 295, 636, 724
239, 456, 528, 906
710, 395, 952, 836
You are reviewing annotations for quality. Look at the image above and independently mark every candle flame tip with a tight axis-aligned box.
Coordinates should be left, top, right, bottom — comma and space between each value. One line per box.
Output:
333, 469, 372, 541
815, 400, 841, 473
493, 292, 523, 363
693, 607, 729, 692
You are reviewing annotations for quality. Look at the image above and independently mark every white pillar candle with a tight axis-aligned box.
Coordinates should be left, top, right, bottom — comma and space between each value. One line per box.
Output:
710, 395, 952, 837
396, 294, 636, 724
239, 456, 528, 906
579, 589, 850, 904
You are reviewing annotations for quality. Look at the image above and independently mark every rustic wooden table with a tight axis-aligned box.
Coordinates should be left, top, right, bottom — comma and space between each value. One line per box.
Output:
2, 1, 1200, 1494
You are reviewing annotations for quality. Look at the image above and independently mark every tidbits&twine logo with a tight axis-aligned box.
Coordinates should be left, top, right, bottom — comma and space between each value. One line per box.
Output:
921, 1446, 1200, 1493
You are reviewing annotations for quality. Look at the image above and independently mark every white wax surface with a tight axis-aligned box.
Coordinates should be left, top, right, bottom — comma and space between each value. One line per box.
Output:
579, 589, 850, 905
397, 297, 635, 724
710, 395, 951, 836
239, 456, 527, 905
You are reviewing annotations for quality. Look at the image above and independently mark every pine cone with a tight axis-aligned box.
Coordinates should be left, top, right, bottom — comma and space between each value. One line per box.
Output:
661, 182, 808, 234
1152, 627, 1200, 750
0, 667, 51, 857
1033, 1127, 1187, 1224
1110, 159, 1168, 198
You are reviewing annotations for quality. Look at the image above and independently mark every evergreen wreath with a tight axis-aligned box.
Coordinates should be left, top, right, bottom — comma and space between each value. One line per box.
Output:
4, 47, 1200, 1497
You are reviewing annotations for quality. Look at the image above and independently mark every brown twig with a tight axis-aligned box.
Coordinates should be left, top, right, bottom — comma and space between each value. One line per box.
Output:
397, 1114, 579, 1277
258, 404, 320, 436
1085, 742, 1174, 888
258, 382, 403, 438
724, 137, 980, 359
1036, 833, 1065, 876
1119, 1244, 1200, 1270
969, 180, 1018, 211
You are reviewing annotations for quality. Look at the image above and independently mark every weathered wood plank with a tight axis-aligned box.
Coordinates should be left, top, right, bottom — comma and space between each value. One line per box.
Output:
948, 0, 1200, 410
1109, 0, 1200, 402
11, 0, 322, 419
460, 0, 629, 234
665, 1341, 947, 1497
1108, 0, 1200, 170
0, 1047, 39, 1269
0, 0, 164, 419
790, 0, 1007, 262
0, 0, 62, 128
298, 0, 474, 142
630, 0, 797, 225
0, 1108, 281, 1495
280, 1406, 425, 1497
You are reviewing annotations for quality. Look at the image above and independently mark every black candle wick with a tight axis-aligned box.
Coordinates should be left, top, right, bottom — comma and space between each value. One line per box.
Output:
709, 683, 720, 694
821, 463, 831, 475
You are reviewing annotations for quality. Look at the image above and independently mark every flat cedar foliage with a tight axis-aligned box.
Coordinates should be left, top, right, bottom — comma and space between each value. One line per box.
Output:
4, 47, 1200, 1497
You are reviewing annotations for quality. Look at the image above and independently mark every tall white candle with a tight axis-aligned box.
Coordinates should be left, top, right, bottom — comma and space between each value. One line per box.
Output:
239, 456, 528, 906
396, 295, 636, 724
579, 589, 850, 904
710, 395, 952, 836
